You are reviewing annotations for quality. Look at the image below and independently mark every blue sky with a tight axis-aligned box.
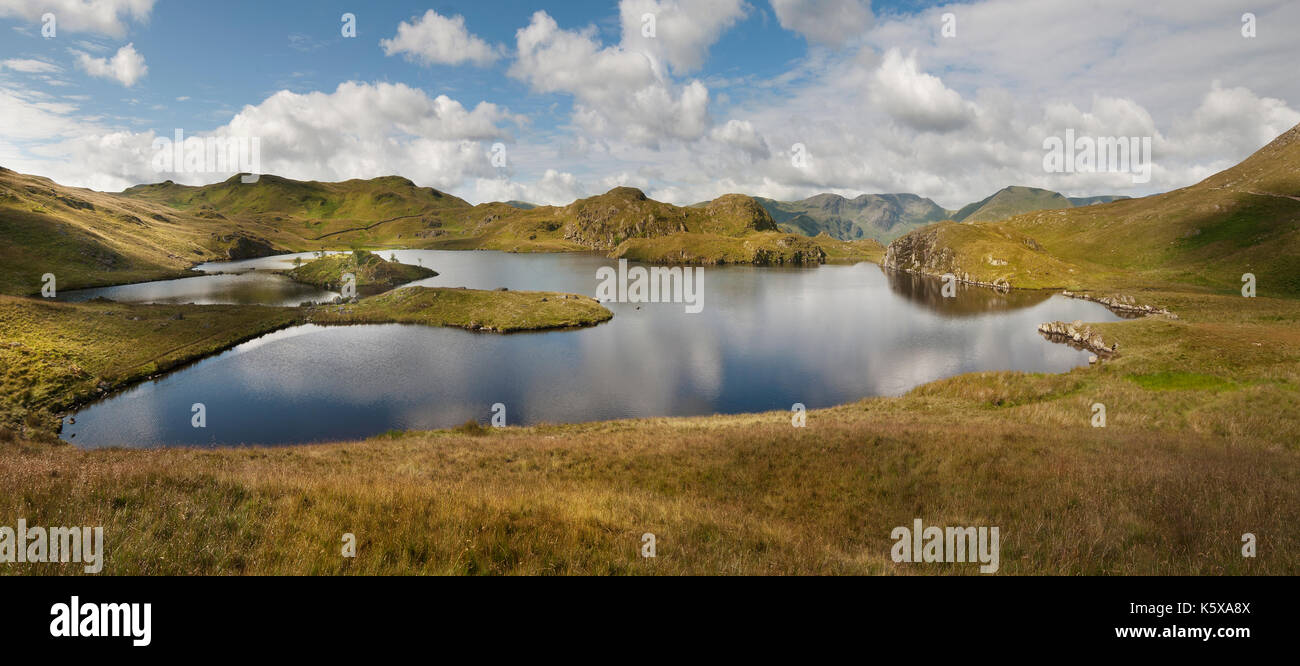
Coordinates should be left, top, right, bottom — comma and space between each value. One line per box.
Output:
1, 1, 1297, 208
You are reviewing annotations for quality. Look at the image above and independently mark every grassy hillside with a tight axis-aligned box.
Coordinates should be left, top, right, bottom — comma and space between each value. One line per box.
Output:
0, 295, 300, 439
951, 186, 1073, 223
8, 165, 877, 273
419, 187, 879, 265
1068, 195, 1131, 207
0, 168, 244, 295
2, 127, 1299, 575
885, 122, 1300, 295
286, 250, 437, 295
123, 174, 471, 241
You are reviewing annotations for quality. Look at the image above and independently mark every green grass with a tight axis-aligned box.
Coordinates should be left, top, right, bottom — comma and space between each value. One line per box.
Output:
3, 127, 1300, 575
0, 295, 299, 438
1127, 372, 1236, 392
285, 250, 437, 295
0, 285, 611, 437
307, 286, 613, 332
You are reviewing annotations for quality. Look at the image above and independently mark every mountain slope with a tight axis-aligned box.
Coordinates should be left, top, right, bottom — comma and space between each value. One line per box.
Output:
757, 192, 948, 242
885, 123, 1300, 294
950, 186, 1073, 223
438, 187, 844, 265
0, 168, 254, 295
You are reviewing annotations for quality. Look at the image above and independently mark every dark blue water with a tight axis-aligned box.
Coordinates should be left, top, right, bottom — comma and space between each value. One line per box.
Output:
61, 251, 1121, 448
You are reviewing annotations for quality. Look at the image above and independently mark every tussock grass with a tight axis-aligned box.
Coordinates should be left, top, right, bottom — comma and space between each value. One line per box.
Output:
307, 287, 613, 332
2, 290, 1297, 575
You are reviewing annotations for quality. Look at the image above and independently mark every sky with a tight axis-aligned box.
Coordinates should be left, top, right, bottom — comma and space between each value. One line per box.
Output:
0, 0, 1297, 209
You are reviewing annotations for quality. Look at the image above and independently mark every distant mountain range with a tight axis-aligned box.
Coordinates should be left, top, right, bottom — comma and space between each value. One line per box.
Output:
755, 187, 1131, 243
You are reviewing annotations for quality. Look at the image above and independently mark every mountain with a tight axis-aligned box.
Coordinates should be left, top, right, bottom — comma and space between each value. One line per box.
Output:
950, 186, 1072, 223
0, 167, 251, 295
757, 193, 948, 243
1067, 195, 1131, 207
449, 187, 852, 265
1, 168, 879, 296
884, 122, 1300, 295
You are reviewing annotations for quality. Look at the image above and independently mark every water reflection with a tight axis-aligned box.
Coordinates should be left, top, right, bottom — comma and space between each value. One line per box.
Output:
61, 254, 1124, 448
882, 267, 1054, 316
57, 272, 338, 306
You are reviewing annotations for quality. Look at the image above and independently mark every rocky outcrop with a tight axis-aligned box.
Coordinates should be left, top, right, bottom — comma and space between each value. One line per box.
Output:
1060, 291, 1176, 318
1037, 320, 1115, 360
883, 228, 1013, 290
700, 194, 780, 234
222, 234, 277, 260
750, 235, 827, 265
560, 188, 689, 250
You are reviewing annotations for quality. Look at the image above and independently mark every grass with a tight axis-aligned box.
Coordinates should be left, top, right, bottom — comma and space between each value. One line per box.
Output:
0, 295, 299, 439
285, 250, 437, 295
306, 286, 613, 332
1, 290, 1296, 574
0, 286, 611, 438
2, 126, 1299, 575
1126, 372, 1236, 392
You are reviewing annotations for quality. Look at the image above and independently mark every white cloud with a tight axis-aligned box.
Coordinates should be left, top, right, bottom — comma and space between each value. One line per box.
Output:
5, 81, 524, 196
769, 0, 873, 46
510, 10, 712, 147
709, 119, 770, 160
472, 169, 587, 206
75, 43, 147, 86
0, 0, 154, 38
1, 58, 62, 73
381, 10, 502, 67
870, 49, 972, 133
619, 0, 747, 74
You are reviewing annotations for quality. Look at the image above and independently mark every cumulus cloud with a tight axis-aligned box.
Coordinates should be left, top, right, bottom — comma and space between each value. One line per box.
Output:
870, 49, 971, 133
769, 0, 873, 46
472, 169, 587, 206
619, 0, 747, 74
5, 81, 524, 195
75, 43, 146, 86
6, 0, 1300, 213
510, 10, 712, 147
380, 10, 502, 67
0, 0, 154, 38
709, 119, 770, 160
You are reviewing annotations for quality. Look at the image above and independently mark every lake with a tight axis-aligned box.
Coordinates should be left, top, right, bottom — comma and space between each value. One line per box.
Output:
61, 250, 1122, 448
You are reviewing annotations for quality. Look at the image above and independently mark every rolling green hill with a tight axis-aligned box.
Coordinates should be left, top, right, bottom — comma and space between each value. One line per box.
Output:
950, 186, 1073, 223
884, 122, 1300, 295
286, 250, 438, 295
421, 187, 855, 265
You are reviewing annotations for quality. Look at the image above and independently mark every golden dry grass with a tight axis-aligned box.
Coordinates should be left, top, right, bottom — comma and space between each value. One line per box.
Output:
3, 290, 1296, 575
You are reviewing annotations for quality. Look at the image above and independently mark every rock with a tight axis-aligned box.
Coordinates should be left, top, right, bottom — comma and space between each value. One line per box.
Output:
1089, 355, 1099, 364
225, 235, 277, 260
